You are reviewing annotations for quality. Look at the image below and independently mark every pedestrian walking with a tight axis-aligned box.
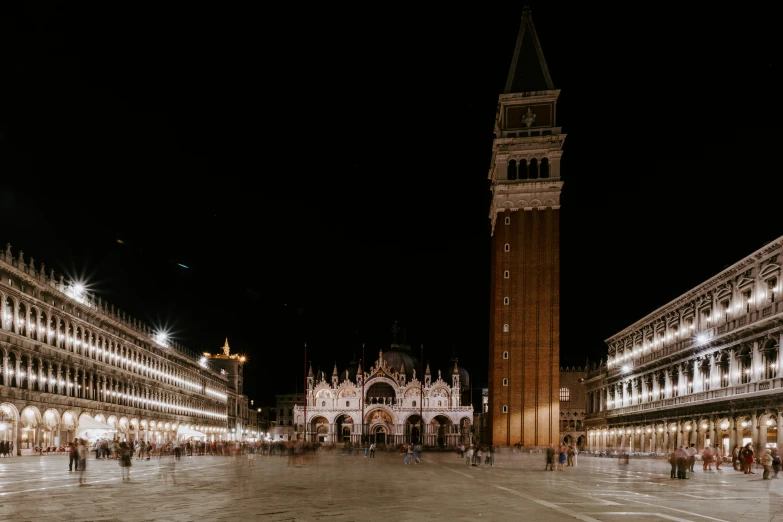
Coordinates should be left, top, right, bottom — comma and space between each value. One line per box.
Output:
369, 442, 376, 458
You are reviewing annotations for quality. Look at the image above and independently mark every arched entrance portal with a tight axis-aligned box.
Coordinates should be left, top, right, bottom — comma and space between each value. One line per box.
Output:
431, 415, 453, 448
309, 416, 329, 443
372, 425, 387, 445
335, 414, 353, 443
406, 415, 422, 445
365, 408, 392, 446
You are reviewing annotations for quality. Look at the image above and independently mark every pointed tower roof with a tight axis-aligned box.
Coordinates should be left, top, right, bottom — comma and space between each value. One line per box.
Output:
453, 361, 459, 375
504, 6, 554, 93
425, 362, 431, 375
222, 337, 231, 356
332, 363, 338, 376
307, 363, 313, 377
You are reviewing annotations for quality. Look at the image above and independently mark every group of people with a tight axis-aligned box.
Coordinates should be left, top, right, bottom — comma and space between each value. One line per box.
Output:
545, 444, 577, 471
731, 443, 782, 479
670, 442, 783, 480
0, 440, 13, 457
459, 444, 495, 467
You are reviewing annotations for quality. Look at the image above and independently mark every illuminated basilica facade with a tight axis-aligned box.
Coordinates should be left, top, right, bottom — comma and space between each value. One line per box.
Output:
584, 235, 783, 455
294, 344, 474, 447
0, 244, 250, 454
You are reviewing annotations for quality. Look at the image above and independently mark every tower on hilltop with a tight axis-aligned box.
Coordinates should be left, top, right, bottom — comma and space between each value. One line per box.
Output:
486, 6, 563, 447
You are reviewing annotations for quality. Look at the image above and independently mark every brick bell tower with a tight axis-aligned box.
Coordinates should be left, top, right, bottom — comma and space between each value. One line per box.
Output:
487, 6, 564, 447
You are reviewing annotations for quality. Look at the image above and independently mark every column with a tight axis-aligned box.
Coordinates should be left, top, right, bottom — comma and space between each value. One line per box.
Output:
14, 359, 21, 389
759, 418, 768, 450
694, 361, 702, 393
753, 340, 762, 382
731, 417, 739, 450
777, 412, 783, 450
675, 420, 682, 448
751, 413, 759, 451
16, 420, 22, 456
708, 418, 716, 448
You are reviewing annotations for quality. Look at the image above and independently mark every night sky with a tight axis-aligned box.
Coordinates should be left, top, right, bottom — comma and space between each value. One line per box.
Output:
1, 3, 780, 406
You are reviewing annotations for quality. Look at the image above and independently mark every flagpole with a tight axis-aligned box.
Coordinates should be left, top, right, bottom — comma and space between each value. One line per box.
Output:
361, 343, 365, 446
303, 342, 307, 442
420, 344, 423, 447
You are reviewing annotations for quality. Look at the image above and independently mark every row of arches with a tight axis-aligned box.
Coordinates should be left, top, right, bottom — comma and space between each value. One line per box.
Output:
587, 411, 783, 454
0, 291, 227, 400
0, 402, 226, 452
1, 350, 226, 421
507, 157, 550, 180
304, 410, 472, 447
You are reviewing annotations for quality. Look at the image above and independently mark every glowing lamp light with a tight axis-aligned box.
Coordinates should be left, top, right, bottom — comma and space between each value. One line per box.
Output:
671, 426, 677, 431
621, 364, 631, 373
701, 424, 707, 429
658, 427, 663, 432
685, 425, 691, 431
696, 334, 708, 345
741, 422, 748, 428
720, 422, 729, 430
767, 420, 774, 426
646, 428, 652, 433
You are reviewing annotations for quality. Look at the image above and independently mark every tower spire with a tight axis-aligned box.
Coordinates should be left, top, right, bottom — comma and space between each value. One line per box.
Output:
504, 6, 554, 94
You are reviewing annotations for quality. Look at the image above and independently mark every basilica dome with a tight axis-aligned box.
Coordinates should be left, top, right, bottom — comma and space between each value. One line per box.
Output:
382, 342, 419, 380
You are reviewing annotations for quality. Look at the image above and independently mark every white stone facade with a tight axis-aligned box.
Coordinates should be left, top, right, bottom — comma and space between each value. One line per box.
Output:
0, 244, 249, 454
584, 235, 783, 455
294, 350, 474, 447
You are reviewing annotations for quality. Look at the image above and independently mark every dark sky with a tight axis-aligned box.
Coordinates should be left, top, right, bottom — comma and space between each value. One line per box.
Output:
1, 3, 780, 405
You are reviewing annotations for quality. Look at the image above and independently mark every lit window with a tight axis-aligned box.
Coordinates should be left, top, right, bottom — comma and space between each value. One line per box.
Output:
502, 405, 508, 413
560, 387, 570, 402
504, 270, 509, 279
503, 378, 508, 386
504, 216, 510, 225
503, 324, 509, 332
504, 243, 510, 252
503, 351, 509, 359
503, 297, 509, 305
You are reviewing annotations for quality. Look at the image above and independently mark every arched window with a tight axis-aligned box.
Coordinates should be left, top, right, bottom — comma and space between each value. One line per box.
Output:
412, 400, 417, 407
504, 216, 510, 225
507, 159, 517, 180
503, 324, 509, 332
503, 351, 509, 359
502, 405, 508, 413
504, 270, 510, 279
559, 387, 570, 402
518, 159, 528, 179
540, 157, 550, 178
346, 401, 350, 407
503, 297, 509, 305
504, 243, 510, 252
529, 158, 538, 179
502, 378, 508, 386
321, 401, 326, 407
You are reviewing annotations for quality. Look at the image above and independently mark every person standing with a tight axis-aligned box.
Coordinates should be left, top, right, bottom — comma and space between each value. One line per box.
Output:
119, 441, 132, 481
732, 444, 741, 471
741, 443, 755, 474
772, 447, 781, 478
68, 441, 78, 472
715, 445, 723, 470
687, 444, 697, 473
77, 438, 88, 486
762, 449, 773, 479
173, 439, 181, 460
369, 442, 376, 458
248, 444, 256, 467
545, 445, 555, 471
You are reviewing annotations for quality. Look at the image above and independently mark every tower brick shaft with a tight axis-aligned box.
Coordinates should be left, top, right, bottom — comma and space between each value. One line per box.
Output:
486, 6, 564, 447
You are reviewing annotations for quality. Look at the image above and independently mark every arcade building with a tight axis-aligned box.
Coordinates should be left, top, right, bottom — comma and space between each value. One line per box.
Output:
584, 234, 783, 455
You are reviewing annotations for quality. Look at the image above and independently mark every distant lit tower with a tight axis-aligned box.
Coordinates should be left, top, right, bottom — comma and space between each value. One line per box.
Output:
486, 6, 563, 447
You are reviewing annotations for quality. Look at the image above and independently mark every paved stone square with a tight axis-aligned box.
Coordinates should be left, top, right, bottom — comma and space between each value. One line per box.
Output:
2, 449, 783, 521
